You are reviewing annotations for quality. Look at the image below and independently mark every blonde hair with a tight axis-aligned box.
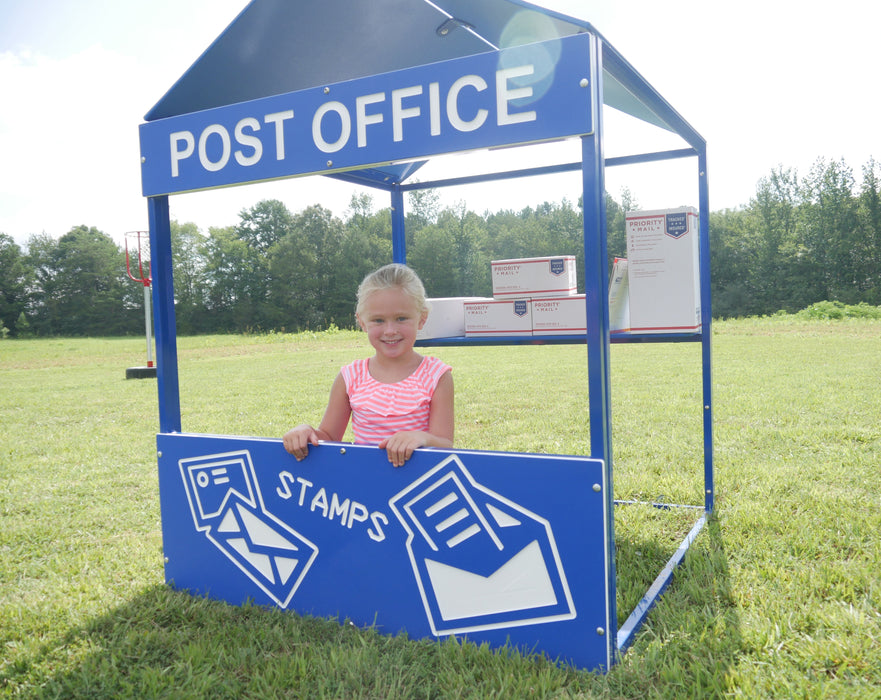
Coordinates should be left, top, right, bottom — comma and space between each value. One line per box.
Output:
356, 263, 429, 318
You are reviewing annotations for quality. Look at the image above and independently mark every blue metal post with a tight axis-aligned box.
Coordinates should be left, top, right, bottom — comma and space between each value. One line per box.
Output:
147, 195, 182, 433
697, 149, 714, 513
390, 185, 406, 264
582, 33, 616, 663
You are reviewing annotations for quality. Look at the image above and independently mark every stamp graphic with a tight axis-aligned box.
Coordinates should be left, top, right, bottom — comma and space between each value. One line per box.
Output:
179, 450, 318, 608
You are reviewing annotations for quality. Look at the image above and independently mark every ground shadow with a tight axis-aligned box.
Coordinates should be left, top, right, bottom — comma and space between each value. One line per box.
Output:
609, 510, 742, 689
3, 515, 741, 696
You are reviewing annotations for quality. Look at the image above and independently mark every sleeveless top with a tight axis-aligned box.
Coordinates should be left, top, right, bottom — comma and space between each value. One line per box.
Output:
341, 356, 451, 444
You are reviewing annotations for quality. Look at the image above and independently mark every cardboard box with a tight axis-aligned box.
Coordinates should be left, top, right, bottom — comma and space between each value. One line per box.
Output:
531, 295, 587, 336
417, 297, 492, 339
491, 256, 577, 299
608, 258, 630, 333
464, 299, 532, 337
625, 208, 701, 334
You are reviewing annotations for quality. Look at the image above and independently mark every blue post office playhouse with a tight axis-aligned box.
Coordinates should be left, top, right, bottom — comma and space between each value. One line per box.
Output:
139, 0, 713, 673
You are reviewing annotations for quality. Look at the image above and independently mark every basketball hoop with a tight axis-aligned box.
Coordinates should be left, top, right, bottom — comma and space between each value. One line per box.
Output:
125, 230, 152, 286
125, 231, 156, 376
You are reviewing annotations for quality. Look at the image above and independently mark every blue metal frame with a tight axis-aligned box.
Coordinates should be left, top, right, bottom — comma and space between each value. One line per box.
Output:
581, 32, 619, 640
147, 195, 181, 434
141, 7, 713, 670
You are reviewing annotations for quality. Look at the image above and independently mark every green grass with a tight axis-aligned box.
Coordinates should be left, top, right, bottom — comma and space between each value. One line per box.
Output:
1, 319, 880, 698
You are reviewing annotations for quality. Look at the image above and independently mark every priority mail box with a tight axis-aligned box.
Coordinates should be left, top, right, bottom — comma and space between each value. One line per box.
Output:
625, 208, 701, 334
491, 256, 577, 299
418, 297, 492, 339
531, 295, 587, 336
464, 299, 532, 337
608, 258, 630, 333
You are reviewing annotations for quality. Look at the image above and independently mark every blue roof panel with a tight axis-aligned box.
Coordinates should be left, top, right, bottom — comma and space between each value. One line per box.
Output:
144, 0, 702, 187
145, 0, 595, 121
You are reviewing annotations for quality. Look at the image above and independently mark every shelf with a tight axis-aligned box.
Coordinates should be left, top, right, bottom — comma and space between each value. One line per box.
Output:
415, 332, 702, 347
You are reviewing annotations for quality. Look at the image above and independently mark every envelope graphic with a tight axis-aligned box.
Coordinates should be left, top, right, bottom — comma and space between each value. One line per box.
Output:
425, 540, 558, 620
389, 454, 575, 635
179, 450, 318, 608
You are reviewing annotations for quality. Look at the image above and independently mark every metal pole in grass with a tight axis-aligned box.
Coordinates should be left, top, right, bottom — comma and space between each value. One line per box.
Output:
124, 230, 156, 379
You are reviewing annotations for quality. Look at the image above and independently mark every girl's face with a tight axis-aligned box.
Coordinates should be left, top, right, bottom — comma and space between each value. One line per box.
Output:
357, 287, 427, 360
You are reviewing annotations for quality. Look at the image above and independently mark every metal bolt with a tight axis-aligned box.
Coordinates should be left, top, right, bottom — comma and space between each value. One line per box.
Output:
340, 447, 347, 455
324, 87, 330, 94
596, 627, 605, 636
140, 156, 146, 163
579, 78, 589, 88
157, 451, 162, 458
327, 160, 333, 167
592, 483, 601, 492
164, 556, 169, 564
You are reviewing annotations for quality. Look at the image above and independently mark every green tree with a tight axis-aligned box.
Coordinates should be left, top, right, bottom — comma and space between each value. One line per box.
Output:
335, 196, 392, 322
485, 207, 536, 262
266, 205, 347, 330
0, 234, 31, 336
267, 230, 321, 329
798, 158, 858, 304
295, 205, 346, 326
170, 221, 209, 333
228, 200, 300, 329
406, 187, 442, 242
201, 225, 249, 331
708, 208, 753, 318
24, 233, 60, 334
746, 166, 801, 313
605, 187, 637, 265
236, 199, 296, 254
436, 204, 489, 297
855, 158, 881, 303
26, 226, 136, 335
408, 221, 458, 297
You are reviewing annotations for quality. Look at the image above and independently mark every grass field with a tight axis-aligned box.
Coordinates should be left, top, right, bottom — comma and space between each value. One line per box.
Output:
1, 318, 879, 698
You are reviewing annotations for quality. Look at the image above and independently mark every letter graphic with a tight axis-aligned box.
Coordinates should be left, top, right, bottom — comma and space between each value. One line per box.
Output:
179, 451, 318, 608
389, 455, 575, 635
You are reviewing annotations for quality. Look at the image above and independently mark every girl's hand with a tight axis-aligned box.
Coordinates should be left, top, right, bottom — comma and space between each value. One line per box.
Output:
283, 424, 320, 461
378, 431, 428, 468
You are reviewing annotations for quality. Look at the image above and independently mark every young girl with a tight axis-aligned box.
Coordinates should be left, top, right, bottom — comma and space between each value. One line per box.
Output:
283, 263, 454, 467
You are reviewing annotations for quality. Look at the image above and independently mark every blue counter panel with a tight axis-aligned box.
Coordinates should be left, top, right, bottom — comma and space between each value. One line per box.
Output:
157, 433, 612, 671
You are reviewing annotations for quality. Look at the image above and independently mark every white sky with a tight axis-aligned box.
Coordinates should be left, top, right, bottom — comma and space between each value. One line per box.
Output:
1, 0, 877, 247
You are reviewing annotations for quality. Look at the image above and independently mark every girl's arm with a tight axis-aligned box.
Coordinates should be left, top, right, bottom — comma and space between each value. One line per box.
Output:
425, 370, 454, 446
317, 373, 352, 441
283, 373, 351, 460
379, 370, 454, 466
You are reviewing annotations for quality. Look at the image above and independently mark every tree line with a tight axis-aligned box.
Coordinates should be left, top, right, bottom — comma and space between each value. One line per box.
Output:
1, 157, 879, 338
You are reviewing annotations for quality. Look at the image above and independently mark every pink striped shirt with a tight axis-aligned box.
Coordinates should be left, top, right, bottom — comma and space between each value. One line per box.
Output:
341, 356, 451, 444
